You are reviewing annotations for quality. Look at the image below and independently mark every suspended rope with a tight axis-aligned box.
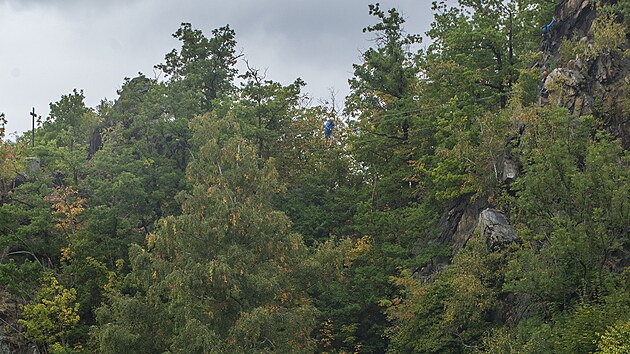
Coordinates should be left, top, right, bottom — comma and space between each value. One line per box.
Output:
279, 90, 516, 138
265, 90, 517, 153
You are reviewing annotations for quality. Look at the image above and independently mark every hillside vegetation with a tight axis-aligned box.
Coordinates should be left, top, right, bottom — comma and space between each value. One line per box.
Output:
0, 1, 628, 353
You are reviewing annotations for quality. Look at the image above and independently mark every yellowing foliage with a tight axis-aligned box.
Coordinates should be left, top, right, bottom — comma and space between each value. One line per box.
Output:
45, 186, 85, 236
345, 236, 371, 267
595, 320, 630, 353
18, 274, 80, 348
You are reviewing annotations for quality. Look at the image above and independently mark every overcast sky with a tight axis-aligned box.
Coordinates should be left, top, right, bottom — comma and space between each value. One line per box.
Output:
1, 0, 435, 139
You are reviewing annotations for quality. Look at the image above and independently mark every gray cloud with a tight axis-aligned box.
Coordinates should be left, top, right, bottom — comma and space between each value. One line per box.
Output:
0, 0, 434, 137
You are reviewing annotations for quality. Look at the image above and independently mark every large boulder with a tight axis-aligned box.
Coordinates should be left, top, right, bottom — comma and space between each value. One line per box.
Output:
478, 208, 517, 249
414, 195, 487, 281
433, 195, 487, 253
542, 67, 587, 111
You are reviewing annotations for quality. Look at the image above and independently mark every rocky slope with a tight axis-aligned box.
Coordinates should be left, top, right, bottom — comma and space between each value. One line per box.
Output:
542, 0, 630, 148
424, 0, 629, 278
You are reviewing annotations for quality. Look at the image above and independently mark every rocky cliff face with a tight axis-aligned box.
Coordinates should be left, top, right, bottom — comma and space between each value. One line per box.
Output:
542, 0, 630, 148
424, 0, 629, 279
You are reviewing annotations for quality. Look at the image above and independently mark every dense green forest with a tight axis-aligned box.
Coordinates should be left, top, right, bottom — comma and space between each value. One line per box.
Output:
1, 0, 628, 353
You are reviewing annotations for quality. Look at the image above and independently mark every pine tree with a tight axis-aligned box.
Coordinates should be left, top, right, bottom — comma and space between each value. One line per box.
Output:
94, 111, 317, 353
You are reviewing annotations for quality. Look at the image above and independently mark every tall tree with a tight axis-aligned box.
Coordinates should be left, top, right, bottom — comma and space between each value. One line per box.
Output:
37, 90, 100, 185
94, 111, 317, 353
425, 0, 554, 108
231, 66, 307, 162
326, 5, 445, 352
156, 23, 238, 117
346, 3, 421, 144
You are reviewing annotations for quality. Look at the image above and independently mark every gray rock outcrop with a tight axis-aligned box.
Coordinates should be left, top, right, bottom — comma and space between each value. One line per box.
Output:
478, 208, 518, 249
540, 0, 630, 148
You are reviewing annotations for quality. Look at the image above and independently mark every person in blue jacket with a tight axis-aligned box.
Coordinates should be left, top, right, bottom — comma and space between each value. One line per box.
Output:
324, 117, 335, 145
542, 17, 556, 34
541, 17, 556, 52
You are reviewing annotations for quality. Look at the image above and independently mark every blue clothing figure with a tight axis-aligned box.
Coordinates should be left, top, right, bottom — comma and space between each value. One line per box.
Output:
542, 17, 555, 33
324, 118, 335, 145
541, 17, 556, 52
